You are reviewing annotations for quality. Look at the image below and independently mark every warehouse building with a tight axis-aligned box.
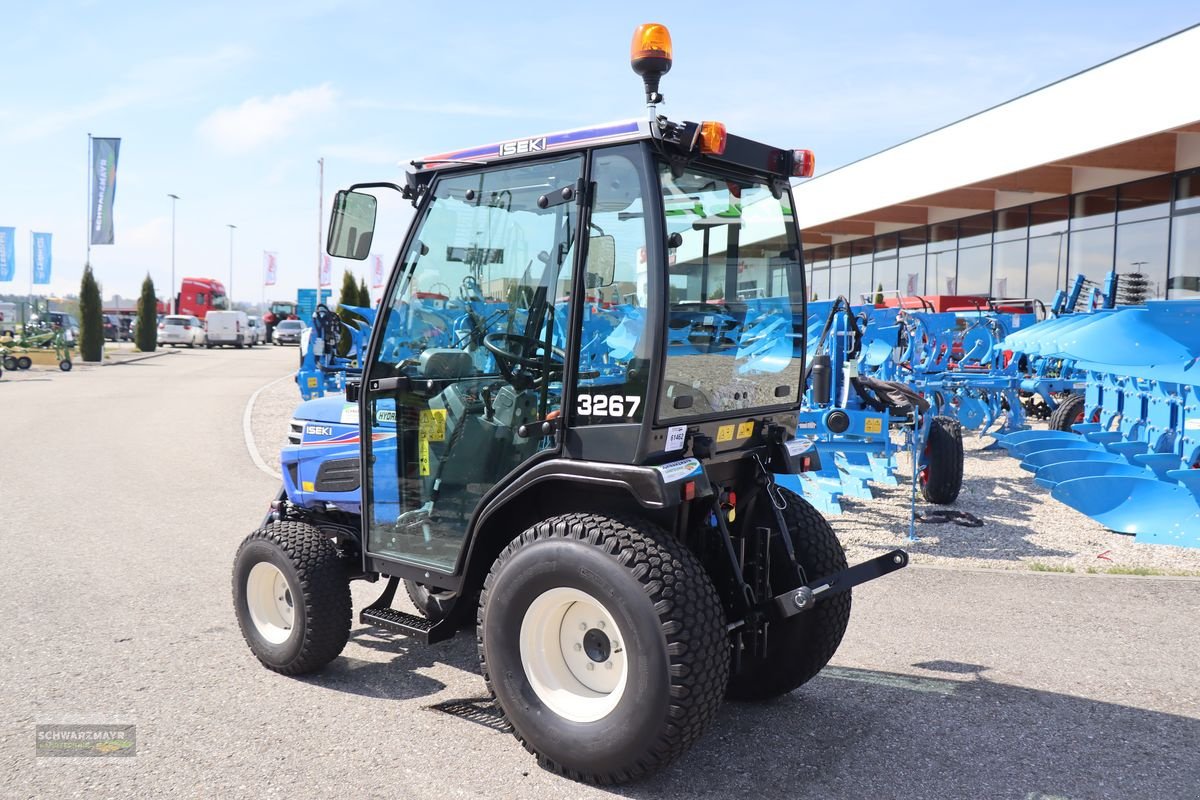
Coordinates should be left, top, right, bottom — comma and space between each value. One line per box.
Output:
793, 23, 1200, 304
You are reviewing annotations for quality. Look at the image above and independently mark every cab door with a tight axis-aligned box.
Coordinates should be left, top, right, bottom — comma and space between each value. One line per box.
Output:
360, 155, 585, 573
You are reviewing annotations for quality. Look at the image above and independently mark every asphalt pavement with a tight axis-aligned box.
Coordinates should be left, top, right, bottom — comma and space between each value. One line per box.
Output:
1, 346, 1197, 799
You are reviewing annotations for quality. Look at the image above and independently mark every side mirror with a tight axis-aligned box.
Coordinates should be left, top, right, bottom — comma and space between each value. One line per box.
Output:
586, 234, 617, 288
327, 190, 378, 261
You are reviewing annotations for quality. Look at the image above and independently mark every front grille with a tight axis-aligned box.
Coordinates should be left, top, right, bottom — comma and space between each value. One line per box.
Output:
288, 419, 303, 445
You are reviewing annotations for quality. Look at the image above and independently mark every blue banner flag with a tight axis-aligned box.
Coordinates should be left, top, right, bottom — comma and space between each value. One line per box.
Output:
32, 232, 52, 284
90, 137, 121, 245
0, 227, 14, 282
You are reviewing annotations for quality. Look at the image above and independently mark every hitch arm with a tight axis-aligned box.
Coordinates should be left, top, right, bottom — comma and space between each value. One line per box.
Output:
773, 549, 908, 620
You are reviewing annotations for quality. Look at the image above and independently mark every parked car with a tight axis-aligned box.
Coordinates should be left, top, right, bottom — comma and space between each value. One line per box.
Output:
157, 314, 204, 348
48, 312, 80, 345
103, 314, 122, 342
204, 310, 252, 348
273, 319, 305, 345
119, 316, 135, 341
246, 315, 265, 345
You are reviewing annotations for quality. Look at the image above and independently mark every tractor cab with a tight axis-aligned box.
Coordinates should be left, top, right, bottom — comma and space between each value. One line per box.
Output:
330, 84, 818, 582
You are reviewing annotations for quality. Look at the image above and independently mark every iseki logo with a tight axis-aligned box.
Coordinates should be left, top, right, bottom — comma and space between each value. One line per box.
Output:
499, 137, 546, 157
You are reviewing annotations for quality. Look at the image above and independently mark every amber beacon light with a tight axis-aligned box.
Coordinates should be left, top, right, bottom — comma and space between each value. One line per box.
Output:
631, 23, 673, 105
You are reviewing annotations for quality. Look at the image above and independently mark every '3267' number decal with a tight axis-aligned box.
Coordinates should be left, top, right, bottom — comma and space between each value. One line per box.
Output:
577, 393, 642, 419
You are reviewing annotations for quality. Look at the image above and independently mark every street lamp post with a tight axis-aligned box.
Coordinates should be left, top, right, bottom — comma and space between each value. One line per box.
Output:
168, 194, 180, 314
226, 224, 237, 306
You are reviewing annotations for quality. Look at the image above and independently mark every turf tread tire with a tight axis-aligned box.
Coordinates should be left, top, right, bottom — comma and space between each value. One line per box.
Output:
477, 513, 729, 785
727, 489, 851, 701
922, 415, 964, 504
232, 520, 351, 675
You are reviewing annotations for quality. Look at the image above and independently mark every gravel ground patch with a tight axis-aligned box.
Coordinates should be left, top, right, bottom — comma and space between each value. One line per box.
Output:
832, 428, 1200, 576
252, 377, 1200, 576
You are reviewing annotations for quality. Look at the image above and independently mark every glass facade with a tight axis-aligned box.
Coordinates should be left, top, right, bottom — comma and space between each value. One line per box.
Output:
804, 168, 1200, 303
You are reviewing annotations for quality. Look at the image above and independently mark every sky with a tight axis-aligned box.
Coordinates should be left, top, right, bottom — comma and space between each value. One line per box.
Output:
2, 0, 1197, 306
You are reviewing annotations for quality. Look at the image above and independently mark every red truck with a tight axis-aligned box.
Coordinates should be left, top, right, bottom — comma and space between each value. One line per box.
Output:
176, 277, 229, 320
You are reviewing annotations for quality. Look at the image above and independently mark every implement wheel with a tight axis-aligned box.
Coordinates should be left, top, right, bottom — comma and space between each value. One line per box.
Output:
17, 356, 32, 370
2, 356, 15, 371
479, 513, 728, 784
1049, 393, 1086, 432
232, 520, 352, 675
727, 488, 851, 701
921, 415, 964, 504
59, 360, 72, 372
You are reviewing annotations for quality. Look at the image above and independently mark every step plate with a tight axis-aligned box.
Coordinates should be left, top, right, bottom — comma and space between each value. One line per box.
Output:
360, 607, 454, 644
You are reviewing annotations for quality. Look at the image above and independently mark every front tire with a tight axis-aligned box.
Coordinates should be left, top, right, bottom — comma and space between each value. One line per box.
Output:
478, 513, 728, 784
17, 356, 31, 370
232, 520, 352, 675
727, 489, 851, 701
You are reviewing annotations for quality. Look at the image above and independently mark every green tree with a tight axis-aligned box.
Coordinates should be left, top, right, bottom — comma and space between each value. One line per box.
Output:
357, 277, 371, 308
79, 265, 104, 362
874, 283, 885, 305
136, 274, 158, 352
335, 270, 361, 356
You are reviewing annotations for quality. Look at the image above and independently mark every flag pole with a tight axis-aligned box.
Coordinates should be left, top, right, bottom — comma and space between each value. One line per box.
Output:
317, 157, 324, 301
86, 133, 92, 269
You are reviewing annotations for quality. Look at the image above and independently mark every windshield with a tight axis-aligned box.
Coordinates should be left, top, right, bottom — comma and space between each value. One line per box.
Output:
212, 292, 229, 310
657, 162, 804, 420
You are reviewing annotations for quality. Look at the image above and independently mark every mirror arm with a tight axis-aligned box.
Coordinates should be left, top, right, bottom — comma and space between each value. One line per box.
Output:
347, 181, 413, 200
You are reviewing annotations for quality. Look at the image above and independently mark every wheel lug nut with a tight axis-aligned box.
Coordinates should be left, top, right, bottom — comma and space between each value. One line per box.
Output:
586, 663, 594, 671
574, 643, 582, 651
579, 622, 587, 631
605, 662, 613, 670
597, 621, 605, 629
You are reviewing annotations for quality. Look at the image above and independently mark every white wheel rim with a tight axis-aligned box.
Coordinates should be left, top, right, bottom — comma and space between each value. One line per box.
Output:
246, 562, 295, 644
518, 587, 629, 723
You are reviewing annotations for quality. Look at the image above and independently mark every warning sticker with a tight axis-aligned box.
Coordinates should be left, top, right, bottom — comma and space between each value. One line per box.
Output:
419, 409, 447, 442
654, 458, 702, 483
716, 424, 735, 443
864, 417, 883, 434
418, 439, 431, 476
736, 421, 755, 440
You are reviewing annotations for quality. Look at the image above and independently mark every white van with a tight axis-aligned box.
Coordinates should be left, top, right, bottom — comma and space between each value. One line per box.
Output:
204, 310, 252, 348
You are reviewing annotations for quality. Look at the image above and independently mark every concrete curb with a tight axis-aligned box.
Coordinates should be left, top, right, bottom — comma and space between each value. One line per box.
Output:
102, 349, 178, 366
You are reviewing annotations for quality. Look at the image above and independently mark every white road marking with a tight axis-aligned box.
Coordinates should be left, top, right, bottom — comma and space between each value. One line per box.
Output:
242, 372, 294, 480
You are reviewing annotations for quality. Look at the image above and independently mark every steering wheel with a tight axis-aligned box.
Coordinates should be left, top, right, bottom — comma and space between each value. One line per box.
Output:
483, 332, 565, 385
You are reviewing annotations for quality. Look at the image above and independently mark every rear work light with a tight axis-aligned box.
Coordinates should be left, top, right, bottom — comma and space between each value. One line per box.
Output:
792, 149, 816, 178
697, 121, 727, 155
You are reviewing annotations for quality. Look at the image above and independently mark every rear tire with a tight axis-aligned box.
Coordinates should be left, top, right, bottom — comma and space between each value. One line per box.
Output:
232, 520, 352, 675
1049, 393, 1086, 432
479, 513, 728, 784
727, 489, 851, 701
921, 415, 964, 504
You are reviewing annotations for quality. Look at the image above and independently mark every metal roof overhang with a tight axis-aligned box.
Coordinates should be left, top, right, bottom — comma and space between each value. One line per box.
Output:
794, 24, 1200, 247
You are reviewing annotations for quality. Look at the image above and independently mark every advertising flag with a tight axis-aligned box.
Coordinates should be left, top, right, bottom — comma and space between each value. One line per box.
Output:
32, 232, 52, 284
905, 272, 918, 295
371, 254, 384, 288
90, 138, 121, 245
0, 227, 14, 282
263, 251, 278, 286
319, 254, 332, 287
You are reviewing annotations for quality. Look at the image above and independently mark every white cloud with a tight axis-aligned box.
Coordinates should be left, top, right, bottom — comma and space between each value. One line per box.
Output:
199, 84, 338, 154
